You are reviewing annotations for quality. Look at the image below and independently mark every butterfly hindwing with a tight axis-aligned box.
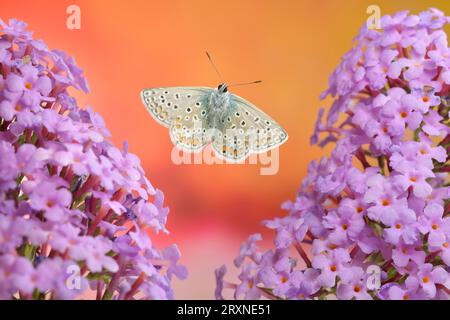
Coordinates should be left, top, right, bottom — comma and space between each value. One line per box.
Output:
211, 127, 251, 161
141, 87, 213, 151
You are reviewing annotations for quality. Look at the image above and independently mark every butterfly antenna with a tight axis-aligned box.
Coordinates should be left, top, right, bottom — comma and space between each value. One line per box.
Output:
205, 51, 224, 82
228, 80, 262, 87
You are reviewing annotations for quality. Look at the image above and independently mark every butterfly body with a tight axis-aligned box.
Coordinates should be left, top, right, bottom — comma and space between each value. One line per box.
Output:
141, 84, 288, 161
206, 84, 233, 129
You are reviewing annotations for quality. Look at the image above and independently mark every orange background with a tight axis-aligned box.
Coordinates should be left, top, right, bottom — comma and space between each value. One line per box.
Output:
1, 0, 449, 299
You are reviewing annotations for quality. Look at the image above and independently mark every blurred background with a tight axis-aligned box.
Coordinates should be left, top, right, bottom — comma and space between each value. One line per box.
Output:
1, 0, 450, 299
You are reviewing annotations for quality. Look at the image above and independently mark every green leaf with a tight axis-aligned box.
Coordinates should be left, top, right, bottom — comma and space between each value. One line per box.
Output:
87, 272, 112, 283
386, 267, 397, 280
23, 243, 37, 261
16, 173, 24, 184
102, 290, 113, 300
377, 157, 385, 175
32, 288, 43, 300
398, 275, 408, 284
365, 251, 383, 264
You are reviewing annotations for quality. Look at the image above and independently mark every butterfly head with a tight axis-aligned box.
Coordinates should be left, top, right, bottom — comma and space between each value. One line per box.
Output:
217, 83, 228, 93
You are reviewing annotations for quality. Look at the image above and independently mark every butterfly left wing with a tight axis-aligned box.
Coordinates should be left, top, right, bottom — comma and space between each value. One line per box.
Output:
141, 87, 213, 152
211, 93, 288, 161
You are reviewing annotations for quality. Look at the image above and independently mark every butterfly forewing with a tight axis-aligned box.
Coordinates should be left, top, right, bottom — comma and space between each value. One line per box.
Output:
141, 87, 213, 151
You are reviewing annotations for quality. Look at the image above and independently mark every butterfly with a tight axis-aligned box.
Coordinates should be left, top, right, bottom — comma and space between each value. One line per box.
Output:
140, 82, 288, 162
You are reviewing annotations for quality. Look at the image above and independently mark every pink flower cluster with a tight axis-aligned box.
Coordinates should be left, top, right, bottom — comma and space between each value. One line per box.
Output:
216, 8, 450, 300
0, 19, 186, 299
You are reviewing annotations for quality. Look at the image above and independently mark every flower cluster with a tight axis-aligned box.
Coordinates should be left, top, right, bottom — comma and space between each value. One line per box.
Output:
0, 19, 186, 299
216, 8, 450, 300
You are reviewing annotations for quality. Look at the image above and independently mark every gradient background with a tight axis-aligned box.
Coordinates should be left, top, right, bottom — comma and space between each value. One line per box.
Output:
2, 0, 450, 299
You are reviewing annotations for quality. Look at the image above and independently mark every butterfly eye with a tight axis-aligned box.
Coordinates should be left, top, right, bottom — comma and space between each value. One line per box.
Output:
217, 84, 228, 92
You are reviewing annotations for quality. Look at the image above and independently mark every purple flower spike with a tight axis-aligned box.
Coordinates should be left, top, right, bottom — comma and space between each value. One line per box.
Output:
217, 8, 450, 300
0, 19, 185, 300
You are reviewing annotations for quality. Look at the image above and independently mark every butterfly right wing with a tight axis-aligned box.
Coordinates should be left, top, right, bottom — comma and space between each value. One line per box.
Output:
211, 93, 288, 161
141, 87, 213, 152
229, 94, 288, 153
